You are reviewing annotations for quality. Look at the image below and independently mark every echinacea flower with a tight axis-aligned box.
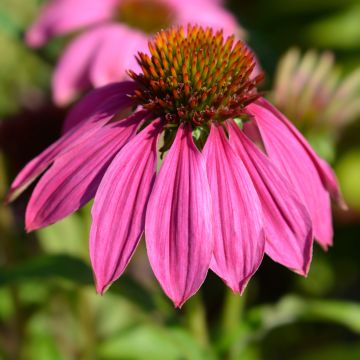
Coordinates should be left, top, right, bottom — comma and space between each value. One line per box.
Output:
10, 26, 344, 307
272, 48, 360, 135
26, 0, 242, 106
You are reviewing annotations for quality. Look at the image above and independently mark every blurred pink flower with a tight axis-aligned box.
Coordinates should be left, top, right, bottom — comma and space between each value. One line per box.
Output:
26, 0, 242, 105
272, 48, 360, 136
11, 26, 343, 306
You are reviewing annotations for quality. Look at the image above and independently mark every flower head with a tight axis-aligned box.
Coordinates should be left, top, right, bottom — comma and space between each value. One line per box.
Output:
129, 27, 262, 125
271, 48, 360, 161
11, 26, 344, 306
26, 0, 242, 105
273, 48, 360, 129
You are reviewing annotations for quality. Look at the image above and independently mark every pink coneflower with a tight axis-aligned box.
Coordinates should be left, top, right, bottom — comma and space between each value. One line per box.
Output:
10, 26, 344, 307
272, 48, 360, 137
26, 0, 241, 106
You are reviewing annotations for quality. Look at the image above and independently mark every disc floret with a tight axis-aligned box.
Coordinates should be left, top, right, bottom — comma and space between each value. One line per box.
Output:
129, 25, 264, 127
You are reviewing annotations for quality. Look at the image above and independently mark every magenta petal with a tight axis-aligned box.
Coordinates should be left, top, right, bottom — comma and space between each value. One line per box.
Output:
53, 24, 146, 106
248, 103, 333, 249
203, 125, 265, 293
8, 120, 103, 203
8, 90, 143, 203
63, 81, 138, 132
256, 97, 345, 208
228, 120, 313, 275
316, 158, 347, 210
25, 116, 140, 231
145, 125, 213, 307
89, 24, 148, 87
52, 27, 111, 105
90, 120, 160, 294
26, 0, 115, 47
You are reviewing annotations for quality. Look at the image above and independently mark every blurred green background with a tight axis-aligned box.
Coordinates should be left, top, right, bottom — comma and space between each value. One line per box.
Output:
0, 0, 360, 359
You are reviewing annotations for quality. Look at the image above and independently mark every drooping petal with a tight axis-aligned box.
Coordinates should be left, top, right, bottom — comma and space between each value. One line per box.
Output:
228, 120, 313, 275
63, 81, 138, 132
90, 120, 160, 294
52, 27, 110, 105
25, 116, 141, 231
256, 97, 345, 208
7, 104, 146, 203
203, 125, 264, 292
26, 0, 116, 47
89, 24, 148, 87
145, 125, 213, 307
247, 103, 333, 249
7, 123, 99, 203
317, 158, 347, 209
53, 24, 147, 106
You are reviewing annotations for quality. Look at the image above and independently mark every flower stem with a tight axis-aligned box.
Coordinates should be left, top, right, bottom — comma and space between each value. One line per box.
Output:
78, 289, 97, 360
184, 293, 209, 348
221, 289, 246, 337
220, 289, 247, 359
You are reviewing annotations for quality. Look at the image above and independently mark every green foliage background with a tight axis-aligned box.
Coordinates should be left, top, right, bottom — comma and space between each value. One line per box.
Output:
0, 0, 360, 359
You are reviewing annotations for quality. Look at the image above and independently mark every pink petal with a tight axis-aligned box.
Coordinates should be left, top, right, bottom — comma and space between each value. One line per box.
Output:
174, 1, 241, 37
7, 99, 146, 203
248, 103, 333, 249
90, 120, 160, 294
89, 24, 148, 87
26, 0, 116, 47
256, 97, 345, 208
52, 27, 109, 105
145, 125, 213, 307
8, 123, 100, 203
228, 120, 313, 275
53, 24, 147, 106
25, 116, 141, 231
203, 125, 265, 293
63, 81, 138, 132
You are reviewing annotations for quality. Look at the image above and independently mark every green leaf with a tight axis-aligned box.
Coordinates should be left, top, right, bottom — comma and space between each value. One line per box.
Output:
37, 213, 89, 259
0, 254, 93, 286
98, 325, 181, 360
247, 295, 360, 335
24, 311, 68, 360
98, 325, 209, 360
294, 343, 360, 360
109, 277, 158, 312
168, 327, 214, 360
304, 5, 360, 49
0, 254, 159, 311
